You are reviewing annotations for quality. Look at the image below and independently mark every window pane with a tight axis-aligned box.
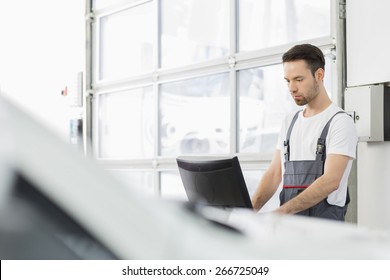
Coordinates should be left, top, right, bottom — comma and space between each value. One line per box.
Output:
99, 3, 153, 81
107, 170, 155, 196
160, 171, 187, 201
239, 0, 331, 51
159, 73, 230, 156
238, 65, 298, 155
160, 0, 229, 68
97, 87, 154, 159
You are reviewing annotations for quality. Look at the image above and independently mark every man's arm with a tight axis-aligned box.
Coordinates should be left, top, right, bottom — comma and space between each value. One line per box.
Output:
275, 153, 350, 215
251, 150, 282, 211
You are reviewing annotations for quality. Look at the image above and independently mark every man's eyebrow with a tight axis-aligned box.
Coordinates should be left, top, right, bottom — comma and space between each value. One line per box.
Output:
285, 75, 304, 81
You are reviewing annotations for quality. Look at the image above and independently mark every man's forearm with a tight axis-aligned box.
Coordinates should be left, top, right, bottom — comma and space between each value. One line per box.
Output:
252, 173, 281, 210
275, 174, 338, 214
275, 154, 349, 215
252, 150, 282, 211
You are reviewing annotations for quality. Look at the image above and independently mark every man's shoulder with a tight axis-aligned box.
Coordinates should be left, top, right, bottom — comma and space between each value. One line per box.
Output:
327, 104, 358, 139
284, 109, 302, 122
327, 103, 344, 115
323, 103, 353, 123
329, 104, 354, 123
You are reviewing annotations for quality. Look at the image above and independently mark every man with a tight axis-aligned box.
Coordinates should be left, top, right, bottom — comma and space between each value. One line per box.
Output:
251, 44, 358, 221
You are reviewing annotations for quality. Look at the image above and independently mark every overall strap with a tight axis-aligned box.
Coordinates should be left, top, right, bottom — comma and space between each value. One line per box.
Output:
315, 111, 346, 161
284, 110, 302, 161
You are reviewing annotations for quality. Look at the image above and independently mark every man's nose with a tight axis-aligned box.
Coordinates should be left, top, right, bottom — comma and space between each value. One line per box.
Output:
288, 81, 297, 93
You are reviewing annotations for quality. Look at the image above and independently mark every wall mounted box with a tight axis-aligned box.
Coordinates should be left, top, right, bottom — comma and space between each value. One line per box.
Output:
345, 84, 390, 142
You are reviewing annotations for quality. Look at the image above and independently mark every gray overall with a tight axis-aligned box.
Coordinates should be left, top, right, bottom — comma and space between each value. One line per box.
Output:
279, 111, 350, 221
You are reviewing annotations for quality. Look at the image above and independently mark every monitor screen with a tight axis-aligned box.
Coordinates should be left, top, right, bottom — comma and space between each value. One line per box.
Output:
176, 156, 252, 208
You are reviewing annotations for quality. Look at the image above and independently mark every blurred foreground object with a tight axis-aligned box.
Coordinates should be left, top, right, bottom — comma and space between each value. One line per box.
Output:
0, 93, 390, 260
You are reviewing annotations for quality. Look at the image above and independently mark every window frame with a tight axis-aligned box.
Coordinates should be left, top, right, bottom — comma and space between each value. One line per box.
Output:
86, 0, 342, 200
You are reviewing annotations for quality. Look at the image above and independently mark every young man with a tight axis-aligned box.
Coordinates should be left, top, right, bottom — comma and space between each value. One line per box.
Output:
251, 44, 358, 221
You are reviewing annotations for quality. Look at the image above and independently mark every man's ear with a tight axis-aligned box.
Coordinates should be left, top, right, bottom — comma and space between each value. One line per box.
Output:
315, 68, 325, 81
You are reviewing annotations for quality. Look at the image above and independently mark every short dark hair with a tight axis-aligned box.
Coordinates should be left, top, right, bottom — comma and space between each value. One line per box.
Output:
282, 44, 325, 76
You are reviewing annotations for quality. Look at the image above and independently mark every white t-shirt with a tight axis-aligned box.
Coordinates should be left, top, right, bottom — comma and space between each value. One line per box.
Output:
277, 103, 358, 206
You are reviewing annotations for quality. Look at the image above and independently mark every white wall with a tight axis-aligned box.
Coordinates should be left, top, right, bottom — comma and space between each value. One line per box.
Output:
346, 0, 390, 87
346, 1, 390, 231
357, 143, 390, 230
0, 0, 84, 138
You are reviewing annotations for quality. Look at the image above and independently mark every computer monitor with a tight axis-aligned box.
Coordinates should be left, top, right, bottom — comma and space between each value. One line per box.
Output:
176, 156, 253, 208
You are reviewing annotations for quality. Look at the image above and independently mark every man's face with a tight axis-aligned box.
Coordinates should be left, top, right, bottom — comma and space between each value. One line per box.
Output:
283, 60, 321, 106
